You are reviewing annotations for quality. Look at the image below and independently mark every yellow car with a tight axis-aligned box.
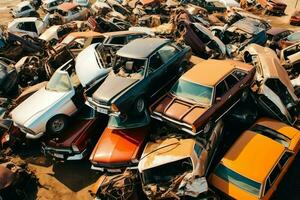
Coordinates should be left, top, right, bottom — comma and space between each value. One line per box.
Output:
209, 117, 300, 200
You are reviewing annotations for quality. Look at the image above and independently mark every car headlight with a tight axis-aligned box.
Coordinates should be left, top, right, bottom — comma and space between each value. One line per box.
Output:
111, 103, 119, 112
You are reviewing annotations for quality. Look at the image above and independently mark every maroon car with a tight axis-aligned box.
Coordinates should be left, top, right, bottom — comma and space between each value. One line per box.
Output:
42, 106, 108, 160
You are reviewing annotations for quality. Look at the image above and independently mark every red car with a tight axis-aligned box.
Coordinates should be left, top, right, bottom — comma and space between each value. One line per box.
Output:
90, 127, 148, 173
42, 106, 108, 160
290, 10, 300, 26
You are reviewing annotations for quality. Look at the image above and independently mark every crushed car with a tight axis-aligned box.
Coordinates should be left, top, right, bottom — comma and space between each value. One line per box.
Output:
278, 31, 300, 50
86, 38, 191, 128
243, 44, 300, 125
138, 121, 223, 199
42, 106, 108, 160
257, 0, 287, 15
280, 42, 300, 76
150, 59, 255, 135
266, 28, 293, 51
290, 10, 300, 26
10, 1, 38, 18
49, 3, 90, 25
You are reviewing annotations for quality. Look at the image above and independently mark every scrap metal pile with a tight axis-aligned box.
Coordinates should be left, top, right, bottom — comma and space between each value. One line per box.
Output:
1, 0, 300, 199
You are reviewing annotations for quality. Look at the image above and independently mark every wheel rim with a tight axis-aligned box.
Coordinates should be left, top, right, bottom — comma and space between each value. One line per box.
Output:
51, 118, 64, 132
136, 98, 145, 113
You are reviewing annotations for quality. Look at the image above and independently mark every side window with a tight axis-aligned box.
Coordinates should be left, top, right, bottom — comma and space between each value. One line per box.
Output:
91, 37, 105, 44
149, 53, 163, 72
21, 6, 30, 12
279, 151, 293, 168
264, 179, 272, 195
224, 74, 239, 89
269, 164, 281, 184
126, 34, 144, 43
215, 81, 228, 99
110, 36, 126, 45
158, 45, 178, 63
17, 22, 24, 30
194, 143, 202, 156
232, 70, 247, 80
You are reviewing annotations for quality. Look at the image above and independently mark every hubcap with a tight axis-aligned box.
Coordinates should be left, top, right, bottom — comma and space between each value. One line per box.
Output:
136, 99, 145, 113
51, 119, 64, 132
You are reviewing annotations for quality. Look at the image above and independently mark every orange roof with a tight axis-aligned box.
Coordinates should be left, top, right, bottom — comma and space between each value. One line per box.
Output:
67, 31, 102, 38
221, 130, 284, 183
181, 59, 253, 87
58, 3, 77, 11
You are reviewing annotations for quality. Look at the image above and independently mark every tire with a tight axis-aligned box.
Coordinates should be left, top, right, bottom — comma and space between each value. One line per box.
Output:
134, 97, 145, 114
47, 115, 68, 135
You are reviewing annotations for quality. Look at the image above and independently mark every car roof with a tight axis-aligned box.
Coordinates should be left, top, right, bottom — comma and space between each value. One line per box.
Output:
138, 138, 195, 171
12, 17, 39, 23
67, 31, 102, 38
221, 129, 285, 183
267, 27, 289, 36
117, 38, 170, 59
58, 2, 78, 11
181, 59, 253, 87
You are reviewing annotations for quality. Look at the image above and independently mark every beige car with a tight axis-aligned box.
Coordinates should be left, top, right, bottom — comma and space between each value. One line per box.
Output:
280, 41, 300, 77
138, 120, 223, 199
243, 44, 299, 125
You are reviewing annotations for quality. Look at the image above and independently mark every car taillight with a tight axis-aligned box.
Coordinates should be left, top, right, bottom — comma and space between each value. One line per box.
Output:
72, 144, 80, 152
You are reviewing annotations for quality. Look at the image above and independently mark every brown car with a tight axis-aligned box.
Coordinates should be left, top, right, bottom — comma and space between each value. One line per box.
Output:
257, 0, 286, 15
290, 10, 300, 26
150, 59, 255, 135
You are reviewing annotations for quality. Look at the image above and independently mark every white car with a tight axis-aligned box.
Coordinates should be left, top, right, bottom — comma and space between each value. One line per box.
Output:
42, 0, 66, 13
11, 60, 83, 139
8, 16, 49, 38
10, 1, 37, 18
73, 0, 90, 7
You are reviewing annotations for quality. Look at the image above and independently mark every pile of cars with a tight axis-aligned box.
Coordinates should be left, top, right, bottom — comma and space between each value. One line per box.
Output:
1, 0, 300, 199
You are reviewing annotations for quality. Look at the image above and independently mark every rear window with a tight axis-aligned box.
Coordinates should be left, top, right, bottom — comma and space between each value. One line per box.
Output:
214, 164, 261, 197
250, 124, 291, 147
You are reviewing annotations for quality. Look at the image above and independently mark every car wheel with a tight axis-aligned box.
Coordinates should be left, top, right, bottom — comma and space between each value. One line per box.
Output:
135, 97, 145, 114
47, 115, 68, 135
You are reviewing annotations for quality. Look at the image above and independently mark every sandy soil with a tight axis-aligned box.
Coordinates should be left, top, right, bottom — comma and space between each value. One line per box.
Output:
0, 1, 300, 200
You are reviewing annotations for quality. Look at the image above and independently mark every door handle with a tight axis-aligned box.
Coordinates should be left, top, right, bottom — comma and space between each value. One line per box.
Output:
239, 83, 244, 88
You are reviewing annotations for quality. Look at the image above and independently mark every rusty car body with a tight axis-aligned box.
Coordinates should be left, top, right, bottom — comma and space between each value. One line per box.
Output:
177, 21, 226, 59
257, 0, 287, 15
243, 44, 300, 125
290, 10, 300, 26
138, 120, 223, 199
278, 31, 300, 50
42, 106, 107, 160
150, 59, 255, 135
280, 41, 300, 76
266, 28, 293, 50
90, 127, 148, 173
86, 38, 191, 127
50, 3, 90, 25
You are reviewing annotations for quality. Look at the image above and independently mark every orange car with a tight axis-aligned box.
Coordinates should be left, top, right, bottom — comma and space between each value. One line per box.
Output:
209, 118, 300, 200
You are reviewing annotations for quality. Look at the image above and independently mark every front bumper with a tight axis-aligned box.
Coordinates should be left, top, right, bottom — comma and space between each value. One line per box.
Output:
86, 98, 120, 116
91, 163, 138, 173
42, 145, 88, 161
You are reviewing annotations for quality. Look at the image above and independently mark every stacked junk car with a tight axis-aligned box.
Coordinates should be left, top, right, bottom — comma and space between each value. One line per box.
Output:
2, 0, 300, 199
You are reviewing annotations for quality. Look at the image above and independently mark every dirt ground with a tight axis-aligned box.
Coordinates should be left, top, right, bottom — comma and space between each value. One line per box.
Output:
1, 1, 300, 200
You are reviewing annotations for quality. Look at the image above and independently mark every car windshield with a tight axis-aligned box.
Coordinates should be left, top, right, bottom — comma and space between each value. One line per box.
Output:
113, 56, 146, 79
171, 79, 213, 105
287, 32, 300, 41
142, 158, 193, 185
250, 124, 291, 148
214, 164, 261, 197
46, 71, 72, 92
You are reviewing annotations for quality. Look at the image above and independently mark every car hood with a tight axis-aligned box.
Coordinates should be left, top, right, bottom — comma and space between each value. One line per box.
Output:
75, 43, 110, 87
11, 87, 69, 126
92, 74, 138, 104
90, 127, 147, 164
153, 94, 209, 126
